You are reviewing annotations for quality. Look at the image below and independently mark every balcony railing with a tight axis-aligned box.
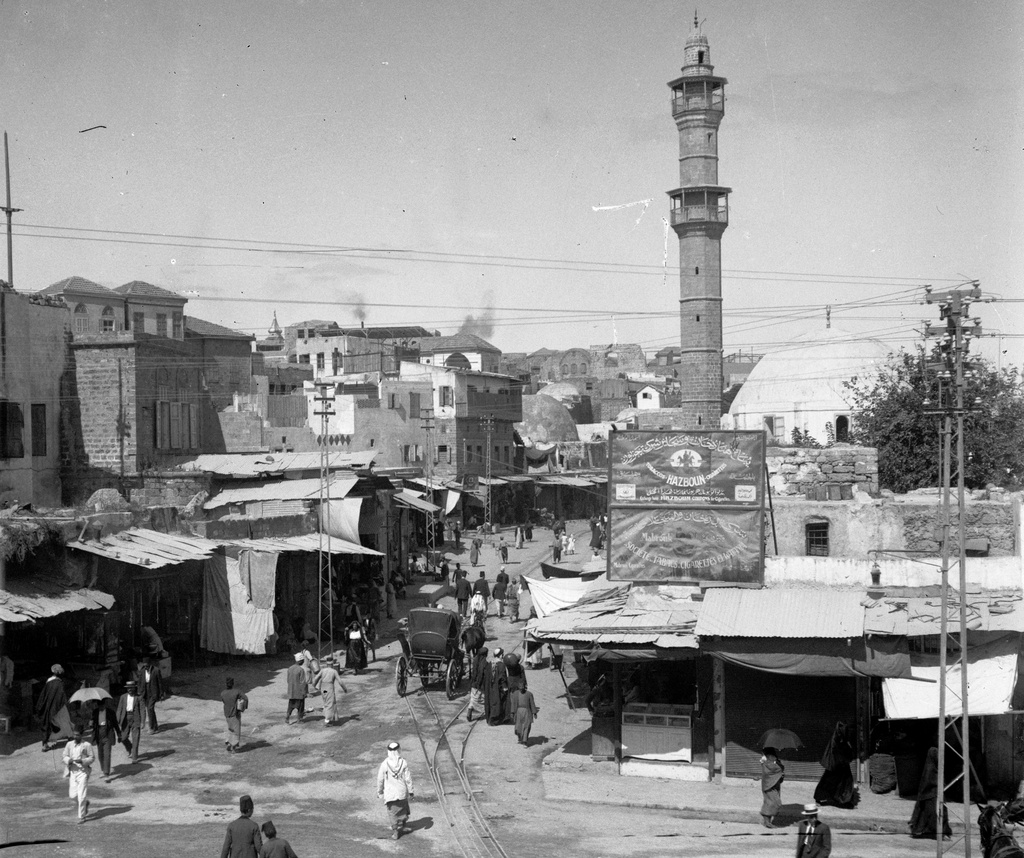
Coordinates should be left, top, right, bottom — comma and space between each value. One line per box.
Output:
670, 205, 728, 226
671, 94, 725, 114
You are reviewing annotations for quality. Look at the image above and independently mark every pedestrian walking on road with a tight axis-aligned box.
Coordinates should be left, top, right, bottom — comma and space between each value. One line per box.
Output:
221, 794, 262, 858
455, 574, 472, 618
469, 537, 481, 567
498, 537, 508, 564
514, 526, 524, 550
36, 663, 71, 751
86, 697, 120, 780
493, 567, 508, 618
510, 684, 539, 745
115, 680, 143, 763
221, 677, 249, 752
258, 820, 298, 858
62, 725, 94, 824
795, 803, 831, 858
472, 571, 490, 614
551, 534, 562, 564
314, 661, 347, 726
285, 654, 307, 724
486, 648, 509, 726
760, 747, 784, 827
506, 578, 521, 623
137, 654, 164, 733
377, 740, 414, 840
467, 648, 490, 722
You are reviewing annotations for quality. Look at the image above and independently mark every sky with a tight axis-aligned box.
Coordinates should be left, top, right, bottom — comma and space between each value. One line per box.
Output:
2, 0, 1022, 371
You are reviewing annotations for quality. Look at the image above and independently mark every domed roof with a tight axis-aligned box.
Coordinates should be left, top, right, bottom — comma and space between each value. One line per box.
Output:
517, 395, 579, 444
729, 328, 891, 418
537, 382, 582, 404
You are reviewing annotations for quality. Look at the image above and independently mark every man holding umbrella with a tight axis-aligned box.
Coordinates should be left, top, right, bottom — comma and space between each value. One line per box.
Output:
70, 687, 120, 781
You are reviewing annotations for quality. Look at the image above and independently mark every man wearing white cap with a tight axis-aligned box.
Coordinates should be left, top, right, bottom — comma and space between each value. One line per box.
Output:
285, 653, 308, 725
377, 741, 414, 840
795, 803, 831, 858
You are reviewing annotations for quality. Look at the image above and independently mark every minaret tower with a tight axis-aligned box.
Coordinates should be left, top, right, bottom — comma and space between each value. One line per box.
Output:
667, 15, 730, 428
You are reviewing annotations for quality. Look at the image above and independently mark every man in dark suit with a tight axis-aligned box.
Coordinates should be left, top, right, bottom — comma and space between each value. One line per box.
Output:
220, 794, 262, 858
137, 655, 164, 734
795, 803, 832, 858
115, 680, 143, 763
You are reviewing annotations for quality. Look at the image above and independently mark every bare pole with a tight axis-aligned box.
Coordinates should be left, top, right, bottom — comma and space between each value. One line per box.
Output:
3, 132, 22, 289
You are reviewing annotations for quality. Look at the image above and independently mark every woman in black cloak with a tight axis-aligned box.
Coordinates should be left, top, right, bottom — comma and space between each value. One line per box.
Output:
909, 747, 952, 839
814, 720, 856, 807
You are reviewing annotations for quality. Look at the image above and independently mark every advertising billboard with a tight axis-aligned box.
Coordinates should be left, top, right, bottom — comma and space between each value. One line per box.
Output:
607, 430, 766, 584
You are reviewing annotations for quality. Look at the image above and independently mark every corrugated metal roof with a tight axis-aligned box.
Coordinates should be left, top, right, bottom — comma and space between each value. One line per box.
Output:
0, 579, 116, 623
204, 474, 358, 509
226, 534, 383, 556
67, 528, 221, 569
393, 490, 441, 514
695, 588, 865, 638
181, 451, 377, 476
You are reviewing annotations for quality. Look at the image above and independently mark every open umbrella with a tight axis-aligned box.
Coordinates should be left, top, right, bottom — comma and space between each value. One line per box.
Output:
69, 687, 112, 705
758, 728, 803, 750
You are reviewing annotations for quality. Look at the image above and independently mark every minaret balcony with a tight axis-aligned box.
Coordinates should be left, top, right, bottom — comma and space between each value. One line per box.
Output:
669, 76, 727, 117
667, 187, 730, 227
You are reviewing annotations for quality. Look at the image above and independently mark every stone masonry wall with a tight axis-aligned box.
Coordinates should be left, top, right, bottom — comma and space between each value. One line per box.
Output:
767, 445, 879, 498
69, 340, 139, 473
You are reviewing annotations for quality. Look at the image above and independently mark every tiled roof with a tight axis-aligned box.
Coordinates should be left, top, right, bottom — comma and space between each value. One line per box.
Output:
40, 276, 118, 297
115, 281, 186, 301
185, 317, 254, 340
420, 333, 500, 353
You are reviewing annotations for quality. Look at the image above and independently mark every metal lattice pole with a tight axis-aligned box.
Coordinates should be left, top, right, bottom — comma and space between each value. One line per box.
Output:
924, 282, 984, 857
483, 413, 495, 530
422, 407, 435, 573
314, 380, 336, 663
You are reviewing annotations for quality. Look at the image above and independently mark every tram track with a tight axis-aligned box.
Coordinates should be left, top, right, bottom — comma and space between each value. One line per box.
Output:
403, 687, 512, 858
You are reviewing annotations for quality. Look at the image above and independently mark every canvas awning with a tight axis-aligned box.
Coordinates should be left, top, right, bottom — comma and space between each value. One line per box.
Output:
181, 451, 376, 476
393, 490, 441, 514
881, 634, 1020, 719
523, 573, 628, 619
703, 636, 912, 678
67, 528, 221, 569
223, 534, 383, 556
204, 474, 359, 509
0, 579, 116, 623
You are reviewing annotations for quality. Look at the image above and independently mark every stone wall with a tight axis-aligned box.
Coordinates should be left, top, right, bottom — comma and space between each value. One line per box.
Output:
767, 445, 879, 498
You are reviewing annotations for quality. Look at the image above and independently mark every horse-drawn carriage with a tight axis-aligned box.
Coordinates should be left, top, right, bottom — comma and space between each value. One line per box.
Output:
396, 607, 465, 699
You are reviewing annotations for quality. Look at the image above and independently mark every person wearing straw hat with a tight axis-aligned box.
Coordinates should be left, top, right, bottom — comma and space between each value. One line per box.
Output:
795, 803, 831, 858
376, 741, 414, 840
62, 725, 95, 824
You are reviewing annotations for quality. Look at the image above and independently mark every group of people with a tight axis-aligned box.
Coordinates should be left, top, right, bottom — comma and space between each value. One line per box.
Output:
220, 794, 300, 858
448, 564, 521, 625
284, 652, 349, 729
465, 647, 539, 746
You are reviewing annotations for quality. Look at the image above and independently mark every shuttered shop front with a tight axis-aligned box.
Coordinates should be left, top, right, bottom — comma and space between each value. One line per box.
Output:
724, 662, 857, 781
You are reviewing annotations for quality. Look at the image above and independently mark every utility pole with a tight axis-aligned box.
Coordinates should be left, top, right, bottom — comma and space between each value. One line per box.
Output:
422, 406, 435, 573
483, 413, 495, 530
314, 380, 336, 663
923, 282, 983, 858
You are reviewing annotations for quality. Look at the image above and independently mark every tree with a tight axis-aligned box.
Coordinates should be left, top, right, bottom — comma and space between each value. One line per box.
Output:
845, 347, 1024, 493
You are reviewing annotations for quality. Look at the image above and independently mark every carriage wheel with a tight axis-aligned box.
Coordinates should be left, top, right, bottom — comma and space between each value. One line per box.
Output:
455, 654, 465, 686
446, 658, 460, 700
396, 655, 408, 697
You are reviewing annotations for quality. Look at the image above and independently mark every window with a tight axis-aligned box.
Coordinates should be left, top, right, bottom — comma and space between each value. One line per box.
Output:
172, 312, 183, 339
580, 363, 588, 375
409, 392, 421, 418
101, 306, 116, 333
298, 353, 310, 364
806, 522, 830, 557
436, 444, 450, 464
316, 353, 325, 371
156, 314, 168, 337
439, 386, 454, 408
561, 364, 569, 375
155, 401, 171, 449
74, 304, 89, 334
641, 391, 652, 400
763, 415, 786, 441
476, 445, 483, 462
388, 393, 398, 409
332, 350, 341, 375
169, 402, 182, 448
835, 415, 850, 443
465, 441, 473, 463
0, 401, 24, 458
503, 445, 510, 463
31, 404, 46, 456
570, 363, 577, 375
133, 311, 145, 334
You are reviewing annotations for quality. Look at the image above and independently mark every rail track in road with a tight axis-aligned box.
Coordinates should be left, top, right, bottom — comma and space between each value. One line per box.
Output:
404, 687, 512, 858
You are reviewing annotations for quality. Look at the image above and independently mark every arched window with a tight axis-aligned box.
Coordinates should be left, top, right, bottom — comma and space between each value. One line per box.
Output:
604, 351, 619, 368
580, 363, 588, 375
560, 364, 569, 375
570, 363, 577, 375
444, 352, 472, 370
835, 415, 850, 443
74, 304, 89, 334
101, 306, 115, 333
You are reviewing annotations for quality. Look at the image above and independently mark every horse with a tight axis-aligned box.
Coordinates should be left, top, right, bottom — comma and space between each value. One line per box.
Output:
461, 624, 485, 660
979, 803, 1024, 858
